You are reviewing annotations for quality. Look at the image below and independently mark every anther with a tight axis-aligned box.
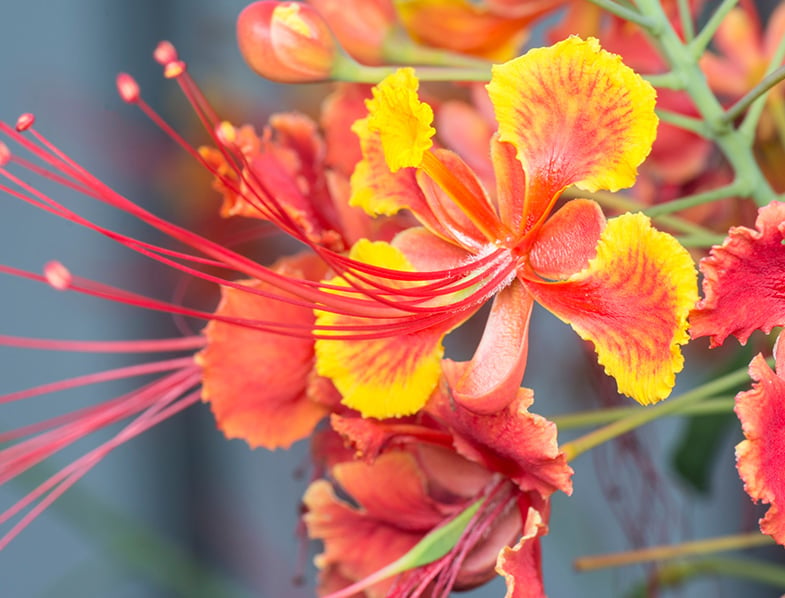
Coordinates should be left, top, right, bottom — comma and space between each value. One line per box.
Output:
44, 261, 72, 291
153, 41, 178, 65
0, 142, 11, 167
15, 113, 35, 132
116, 74, 141, 103
163, 60, 186, 79
215, 121, 237, 145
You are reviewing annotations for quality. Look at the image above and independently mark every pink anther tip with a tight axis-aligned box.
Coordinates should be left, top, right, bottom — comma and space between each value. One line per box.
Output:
116, 73, 140, 103
44, 261, 72, 291
153, 41, 179, 65
163, 60, 186, 79
15, 113, 35, 132
0, 142, 11, 167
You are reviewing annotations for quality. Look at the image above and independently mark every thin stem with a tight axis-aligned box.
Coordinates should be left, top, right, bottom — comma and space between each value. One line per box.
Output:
644, 72, 685, 90
724, 64, 785, 124
585, 0, 654, 28
689, 0, 740, 58
677, 234, 728, 247
552, 397, 735, 430
740, 33, 785, 140
561, 365, 756, 461
651, 557, 785, 590
643, 181, 744, 217
575, 532, 774, 571
562, 188, 718, 237
381, 28, 491, 69
677, 0, 695, 42
656, 109, 712, 137
335, 60, 491, 83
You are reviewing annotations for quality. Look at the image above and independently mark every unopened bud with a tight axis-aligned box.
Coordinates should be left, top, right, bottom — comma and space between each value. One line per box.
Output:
237, 1, 345, 82
16, 113, 35, 132
306, 0, 396, 65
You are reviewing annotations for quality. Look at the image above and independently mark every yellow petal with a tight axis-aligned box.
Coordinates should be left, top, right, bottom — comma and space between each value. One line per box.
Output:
364, 67, 435, 171
314, 239, 446, 418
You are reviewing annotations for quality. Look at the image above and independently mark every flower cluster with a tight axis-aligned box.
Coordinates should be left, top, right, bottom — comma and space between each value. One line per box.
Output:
5, 0, 785, 596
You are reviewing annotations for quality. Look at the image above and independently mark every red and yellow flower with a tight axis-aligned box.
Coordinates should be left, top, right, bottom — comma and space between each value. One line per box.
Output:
316, 36, 698, 419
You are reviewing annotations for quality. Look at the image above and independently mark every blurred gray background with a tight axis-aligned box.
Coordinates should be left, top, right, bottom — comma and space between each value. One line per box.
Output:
0, 1, 776, 597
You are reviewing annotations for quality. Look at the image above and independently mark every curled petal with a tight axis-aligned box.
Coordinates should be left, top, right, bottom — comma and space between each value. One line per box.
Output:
197, 254, 329, 449
496, 503, 549, 598
446, 281, 533, 413
429, 374, 574, 498
364, 67, 435, 171
487, 36, 657, 225
690, 201, 785, 347
526, 213, 698, 405
314, 240, 459, 418
735, 346, 785, 545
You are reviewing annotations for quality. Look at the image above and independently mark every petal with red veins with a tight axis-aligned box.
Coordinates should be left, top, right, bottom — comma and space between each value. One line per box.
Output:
735, 344, 785, 545
487, 37, 657, 231
197, 254, 329, 449
690, 201, 785, 347
526, 213, 698, 405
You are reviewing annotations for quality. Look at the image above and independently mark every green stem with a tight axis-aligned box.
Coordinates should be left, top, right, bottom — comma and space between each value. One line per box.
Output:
636, 0, 778, 207
644, 72, 684, 90
724, 64, 785, 124
740, 33, 785, 140
656, 109, 712, 137
643, 181, 744, 217
585, 0, 655, 28
552, 396, 735, 430
335, 59, 491, 83
677, 234, 729, 247
575, 532, 774, 571
561, 365, 754, 460
677, 0, 695, 42
381, 28, 492, 69
688, 0, 740, 58
562, 188, 719, 237
654, 557, 785, 590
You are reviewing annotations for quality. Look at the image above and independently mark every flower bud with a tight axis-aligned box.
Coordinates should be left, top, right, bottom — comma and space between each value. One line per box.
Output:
305, 0, 396, 65
237, 1, 341, 82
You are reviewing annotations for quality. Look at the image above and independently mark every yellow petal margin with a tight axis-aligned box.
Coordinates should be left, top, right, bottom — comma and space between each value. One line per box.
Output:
364, 67, 435, 172
314, 240, 446, 418
486, 36, 658, 196
526, 213, 698, 405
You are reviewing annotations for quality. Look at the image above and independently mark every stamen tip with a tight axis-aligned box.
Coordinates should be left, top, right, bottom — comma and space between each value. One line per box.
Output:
163, 60, 187, 79
215, 121, 237, 145
153, 41, 179, 65
44, 261, 72, 291
15, 113, 35, 132
0, 142, 10, 166
116, 73, 140, 103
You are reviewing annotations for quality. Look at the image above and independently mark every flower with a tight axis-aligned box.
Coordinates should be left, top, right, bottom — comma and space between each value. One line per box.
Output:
322, 36, 697, 418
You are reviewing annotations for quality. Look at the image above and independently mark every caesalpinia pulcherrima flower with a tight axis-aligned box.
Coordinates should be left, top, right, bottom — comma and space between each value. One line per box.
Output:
321, 36, 698, 419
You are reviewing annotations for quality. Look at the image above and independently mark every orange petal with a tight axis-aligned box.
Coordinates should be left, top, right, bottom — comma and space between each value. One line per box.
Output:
487, 36, 657, 229
496, 500, 550, 598
197, 254, 329, 449
445, 281, 534, 413
526, 213, 698, 405
690, 201, 785, 347
735, 342, 785, 545
397, 0, 547, 61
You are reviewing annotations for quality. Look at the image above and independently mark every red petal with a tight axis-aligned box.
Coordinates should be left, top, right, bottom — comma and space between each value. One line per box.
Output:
428, 374, 574, 498
496, 500, 549, 598
735, 343, 785, 545
691, 201, 785, 347
528, 199, 606, 280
